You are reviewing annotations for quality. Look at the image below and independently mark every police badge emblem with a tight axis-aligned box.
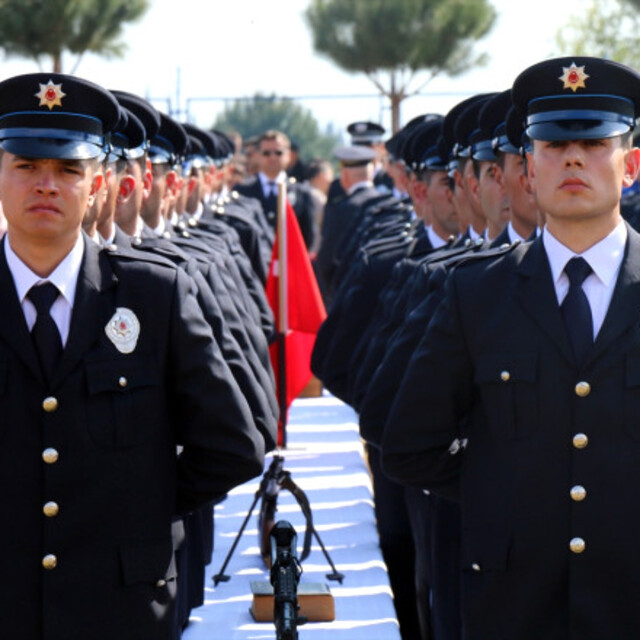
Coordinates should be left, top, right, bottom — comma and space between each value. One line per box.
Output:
105, 308, 140, 354
559, 63, 589, 92
35, 80, 66, 110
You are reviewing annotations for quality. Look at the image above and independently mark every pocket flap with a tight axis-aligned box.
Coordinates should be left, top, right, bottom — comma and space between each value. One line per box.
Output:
461, 529, 510, 572
85, 357, 160, 395
119, 538, 176, 586
474, 353, 537, 384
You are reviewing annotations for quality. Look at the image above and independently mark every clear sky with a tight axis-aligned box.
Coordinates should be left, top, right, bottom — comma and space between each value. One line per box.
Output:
0, 0, 584, 140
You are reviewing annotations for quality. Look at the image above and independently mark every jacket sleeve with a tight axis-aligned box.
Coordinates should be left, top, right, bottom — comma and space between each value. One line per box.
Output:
381, 267, 474, 501
168, 268, 265, 514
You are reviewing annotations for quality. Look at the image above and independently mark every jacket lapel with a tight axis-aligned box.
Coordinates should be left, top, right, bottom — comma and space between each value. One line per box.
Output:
515, 237, 575, 365
51, 236, 117, 387
0, 237, 43, 381
588, 224, 640, 365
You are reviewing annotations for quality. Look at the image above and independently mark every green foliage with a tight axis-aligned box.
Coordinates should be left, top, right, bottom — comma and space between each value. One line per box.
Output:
305, 0, 496, 130
213, 94, 342, 162
0, 0, 150, 72
554, 0, 640, 69
306, 0, 495, 76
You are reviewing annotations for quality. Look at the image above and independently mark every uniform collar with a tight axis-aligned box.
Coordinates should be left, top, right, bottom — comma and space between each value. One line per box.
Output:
543, 219, 627, 288
5, 232, 84, 307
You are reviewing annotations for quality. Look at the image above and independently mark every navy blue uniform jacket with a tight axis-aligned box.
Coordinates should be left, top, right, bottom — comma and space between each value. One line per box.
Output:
0, 236, 264, 640
383, 227, 640, 640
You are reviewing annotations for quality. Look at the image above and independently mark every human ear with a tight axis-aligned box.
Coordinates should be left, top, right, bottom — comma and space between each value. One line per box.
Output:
622, 147, 640, 187
117, 175, 136, 203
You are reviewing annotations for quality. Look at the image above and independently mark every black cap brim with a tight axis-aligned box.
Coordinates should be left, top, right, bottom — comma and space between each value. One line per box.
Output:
0, 137, 103, 160
527, 118, 632, 141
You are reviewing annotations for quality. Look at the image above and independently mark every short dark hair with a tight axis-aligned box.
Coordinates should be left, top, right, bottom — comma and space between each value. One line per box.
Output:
259, 130, 290, 149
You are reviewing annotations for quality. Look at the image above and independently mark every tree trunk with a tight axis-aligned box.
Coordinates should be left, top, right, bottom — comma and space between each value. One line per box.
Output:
390, 93, 402, 134
388, 70, 403, 133
53, 53, 62, 73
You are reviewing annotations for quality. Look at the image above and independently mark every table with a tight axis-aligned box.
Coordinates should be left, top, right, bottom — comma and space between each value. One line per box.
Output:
183, 395, 401, 640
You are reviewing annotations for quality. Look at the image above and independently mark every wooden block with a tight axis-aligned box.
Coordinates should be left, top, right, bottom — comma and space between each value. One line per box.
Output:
298, 375, 323, 398
249, 580, 335, 622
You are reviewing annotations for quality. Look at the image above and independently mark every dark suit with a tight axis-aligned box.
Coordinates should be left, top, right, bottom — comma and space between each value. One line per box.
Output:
383, 226, 640, 639
0, 235, 264, 640
235, 175, 316, 250
315, 183, 382, 303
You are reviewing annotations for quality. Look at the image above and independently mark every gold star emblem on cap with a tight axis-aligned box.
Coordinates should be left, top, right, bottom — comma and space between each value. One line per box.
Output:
559, 63, 589, 92
35, 80, 66, 110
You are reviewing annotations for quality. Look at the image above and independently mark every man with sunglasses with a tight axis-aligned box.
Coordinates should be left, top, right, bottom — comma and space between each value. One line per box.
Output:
235, 129, 316, 250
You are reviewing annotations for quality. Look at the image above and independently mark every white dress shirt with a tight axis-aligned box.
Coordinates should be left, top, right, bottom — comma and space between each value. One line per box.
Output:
347, 180, 373, 196
5, 233, 84, 346
258, 171, 286, 197
152, 217, 167, 236
543, 220, 626, 339
99, 226, 117, 247
468, 225, 483, 241
507, 221, 527, 244
426, 224, 449, 249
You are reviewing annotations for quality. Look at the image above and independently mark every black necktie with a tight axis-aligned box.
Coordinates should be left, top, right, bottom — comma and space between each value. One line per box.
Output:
27, 282, 62, 383
265, 181, 277, 214
561, 257, 593, 367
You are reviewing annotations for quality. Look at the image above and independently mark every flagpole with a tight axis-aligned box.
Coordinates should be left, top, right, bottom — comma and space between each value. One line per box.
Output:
276, 180, 289, 448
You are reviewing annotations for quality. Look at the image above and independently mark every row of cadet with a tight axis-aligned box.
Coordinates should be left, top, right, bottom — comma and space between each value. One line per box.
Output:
0, 73, 286, 639
88, 90, 285, 635
311, 56, 640, 640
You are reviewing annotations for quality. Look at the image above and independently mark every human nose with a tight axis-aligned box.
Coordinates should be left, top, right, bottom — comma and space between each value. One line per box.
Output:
563, 142, 585, 167
34, 167, 59, 196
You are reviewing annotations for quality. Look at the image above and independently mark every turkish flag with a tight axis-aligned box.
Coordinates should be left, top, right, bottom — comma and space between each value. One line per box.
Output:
265, 201, 326, 445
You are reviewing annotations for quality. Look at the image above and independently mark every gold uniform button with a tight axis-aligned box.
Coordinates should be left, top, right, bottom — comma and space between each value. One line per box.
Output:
471, 563, 481, 572
573, 433, 589, 449
42, 554, 57, 570
156, 579, 167, 588
570, 537, 586, 554
42, 448, 59, 464
42, 397, 58, 413
575, 381, 591, 397
43, 501, 59, 517
118, 377, 128, 388
570, 485, 587, 502
500, 371, 510, 382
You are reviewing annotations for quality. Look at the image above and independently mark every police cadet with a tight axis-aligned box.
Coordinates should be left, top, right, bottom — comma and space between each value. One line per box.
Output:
453, 94, 496, 241
480, 91, 542, 243
326, 121, 390, 205
382, 57, 640, 640
314, 144, 379, 304
0, 73, 265, 639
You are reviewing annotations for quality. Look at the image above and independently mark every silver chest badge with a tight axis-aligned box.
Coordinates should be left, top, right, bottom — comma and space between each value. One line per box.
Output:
105, 308, 140, 354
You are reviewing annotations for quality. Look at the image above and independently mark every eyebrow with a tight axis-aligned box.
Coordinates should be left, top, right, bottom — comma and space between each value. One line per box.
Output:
12, 155, 86, 168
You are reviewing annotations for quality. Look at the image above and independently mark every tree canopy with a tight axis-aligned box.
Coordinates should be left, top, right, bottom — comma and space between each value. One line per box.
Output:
305, 0, 497, 132
553, 0, 640, 70
0, 0, 150, 73
213, 94, 341, 162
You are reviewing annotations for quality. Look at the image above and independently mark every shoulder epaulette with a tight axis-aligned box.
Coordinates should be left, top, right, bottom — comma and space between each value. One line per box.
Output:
449, 239, 521, 271
101, 242, 178, 270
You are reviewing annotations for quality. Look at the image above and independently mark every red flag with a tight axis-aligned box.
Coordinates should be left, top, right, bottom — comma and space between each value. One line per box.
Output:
265, 200, 326, 445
